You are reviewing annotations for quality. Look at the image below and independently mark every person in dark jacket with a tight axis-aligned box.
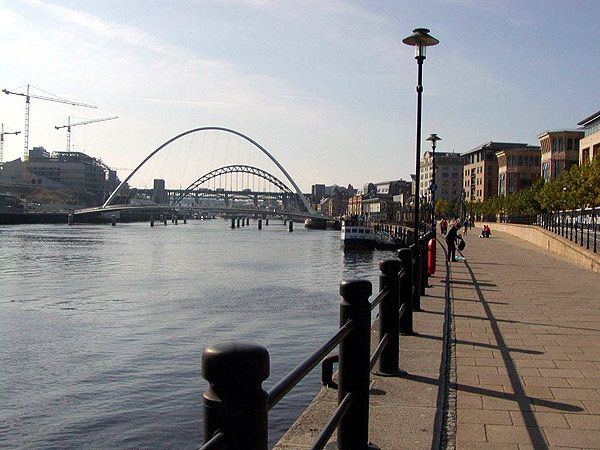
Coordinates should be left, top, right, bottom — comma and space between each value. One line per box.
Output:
445, 221, 460, 262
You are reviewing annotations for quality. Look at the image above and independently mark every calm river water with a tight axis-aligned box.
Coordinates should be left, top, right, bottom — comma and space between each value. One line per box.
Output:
0, 219, 395, 449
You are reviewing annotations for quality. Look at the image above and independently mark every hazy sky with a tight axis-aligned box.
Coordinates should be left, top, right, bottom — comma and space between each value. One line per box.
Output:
1, 0, 599, 191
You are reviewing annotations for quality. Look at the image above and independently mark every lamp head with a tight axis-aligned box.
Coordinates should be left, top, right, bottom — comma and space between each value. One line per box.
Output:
426, 133, 441, 148
402, 28, 439, 59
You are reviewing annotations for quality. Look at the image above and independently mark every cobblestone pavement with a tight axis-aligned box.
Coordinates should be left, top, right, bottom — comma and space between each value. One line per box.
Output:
449, 228, 600, 449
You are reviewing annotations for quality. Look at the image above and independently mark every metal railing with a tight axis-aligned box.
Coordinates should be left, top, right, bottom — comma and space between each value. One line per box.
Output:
199, 242, 428, 450
538, 207, 598, 253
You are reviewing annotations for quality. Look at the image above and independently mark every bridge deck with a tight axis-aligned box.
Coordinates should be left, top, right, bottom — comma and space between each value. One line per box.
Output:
275, 227, 600, 449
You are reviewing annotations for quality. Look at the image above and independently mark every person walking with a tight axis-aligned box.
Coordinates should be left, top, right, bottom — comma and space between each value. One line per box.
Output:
446, 221, 460, 262
462, 218, 469, 235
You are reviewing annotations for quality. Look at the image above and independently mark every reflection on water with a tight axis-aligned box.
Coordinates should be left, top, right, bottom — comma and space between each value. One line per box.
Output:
0, 221, 395, 449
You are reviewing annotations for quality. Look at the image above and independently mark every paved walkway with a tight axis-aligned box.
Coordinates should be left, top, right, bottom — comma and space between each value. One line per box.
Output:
275, 227, 600, 449
450, 227, 600, 449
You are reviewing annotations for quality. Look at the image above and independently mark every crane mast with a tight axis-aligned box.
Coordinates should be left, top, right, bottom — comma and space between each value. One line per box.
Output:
55, 115, 118, 151
2, 84, 96, 160
0, 124, 21, 163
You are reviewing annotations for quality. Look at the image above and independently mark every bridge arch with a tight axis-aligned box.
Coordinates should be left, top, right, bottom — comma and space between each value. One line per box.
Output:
102, 126, 314, 214
172, 164, 298, 206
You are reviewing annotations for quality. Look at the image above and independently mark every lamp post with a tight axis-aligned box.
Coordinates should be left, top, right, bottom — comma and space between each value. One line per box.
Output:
403, 28, 439, 242
426, 133, 441, 234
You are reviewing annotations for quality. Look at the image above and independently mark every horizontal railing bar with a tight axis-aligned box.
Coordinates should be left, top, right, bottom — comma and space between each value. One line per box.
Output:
370, 333, 389, 371
309, 392, 354, 450
199, 431, 227, 450
370, 287, 389, 310
268, 320, 355, 409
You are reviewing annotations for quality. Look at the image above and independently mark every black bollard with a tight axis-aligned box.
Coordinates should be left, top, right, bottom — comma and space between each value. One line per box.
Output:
398, 248, 414, 335
377, 259, 402, 375
246, 217, 250, 226
150, 215, 154, 227
338, 279, 372, 449
164, 217, 168, 226
237, 218, 240, 228
175, 216, 178, 225
258, 219, 262, 230
409, 243, 421, 311
183, 217, 187, 224
288, 220, 293, 232
68, 214, 73, 226
202, 343, 269, 450
265, 218, 269, 226
111, 216, 116, 227
231, 218, 235, 229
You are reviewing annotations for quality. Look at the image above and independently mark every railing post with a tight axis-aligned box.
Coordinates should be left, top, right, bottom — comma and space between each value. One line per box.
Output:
409, 243, 421, 311
419, 237, 428, 295
338, 279, 372, 450
202, 343, 269, 450
580, 209, 584, 247
377, 259, 401, 375
397, 248, 414, 335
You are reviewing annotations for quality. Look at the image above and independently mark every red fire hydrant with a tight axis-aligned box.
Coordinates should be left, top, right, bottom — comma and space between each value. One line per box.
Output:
428, 238, 436, 275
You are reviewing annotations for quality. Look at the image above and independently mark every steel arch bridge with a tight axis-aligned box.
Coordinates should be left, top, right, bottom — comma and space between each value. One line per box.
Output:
102, 126, 314, 215
171, 164, 301, 208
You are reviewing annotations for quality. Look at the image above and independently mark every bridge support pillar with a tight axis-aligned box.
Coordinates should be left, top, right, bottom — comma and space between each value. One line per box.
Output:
246, 217, 250, 226
237, 218, 240, 228
265, 218, 269, 226
231, 218, 235, 229
175, 216, 178, 225
111, 216, 116, 227
258, 219, 262, 230
183, 217, 187, 224
241, 218, 245, 227
288, 220, 293, 232
68, 214, 73, 226
150, 215, 154, 227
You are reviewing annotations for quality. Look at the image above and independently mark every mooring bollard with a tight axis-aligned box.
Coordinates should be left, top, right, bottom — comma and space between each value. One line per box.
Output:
288, 220, 293, 232
398, 248, 414, 335
409, 243, 421, 311
258, 219, 262, 230
338, 279, 372, 449
377, 259, 401, 375
67, 214, 73, 226
202, 343, 269, 450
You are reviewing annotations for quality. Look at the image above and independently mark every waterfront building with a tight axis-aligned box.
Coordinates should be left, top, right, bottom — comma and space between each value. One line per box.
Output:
347, 193, 363, 216
496, 146, 541, 196
0, 147, 121, 207
311, 184, 326, 202
577, 109, 600, 164
419, 151, 463, 205
462, 142, 534, 202
318, 185, 350, 217
537, 130, 584, 182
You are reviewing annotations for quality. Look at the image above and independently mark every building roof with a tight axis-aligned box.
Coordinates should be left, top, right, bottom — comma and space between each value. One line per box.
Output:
537, 129, 584, 138
577, 109, 600, 127
462, 141, 529, 156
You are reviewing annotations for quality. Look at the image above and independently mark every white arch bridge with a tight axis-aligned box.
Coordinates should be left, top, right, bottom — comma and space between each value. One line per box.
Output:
74, 127, 327, 223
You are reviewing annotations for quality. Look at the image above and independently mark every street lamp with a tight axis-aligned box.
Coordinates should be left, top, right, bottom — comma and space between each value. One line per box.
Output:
403, 28, 439, 241
426, 133, 441, 234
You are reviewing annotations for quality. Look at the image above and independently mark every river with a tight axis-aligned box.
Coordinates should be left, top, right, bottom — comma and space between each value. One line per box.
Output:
0, 219, 394, 449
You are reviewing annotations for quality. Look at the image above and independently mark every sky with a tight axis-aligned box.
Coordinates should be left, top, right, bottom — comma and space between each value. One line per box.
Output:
1, 0, 599, 191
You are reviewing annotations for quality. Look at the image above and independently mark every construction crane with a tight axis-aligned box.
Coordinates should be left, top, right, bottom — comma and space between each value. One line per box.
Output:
55, 115, 118, 151
0, 124, 21, 163
2, 84, 96, 160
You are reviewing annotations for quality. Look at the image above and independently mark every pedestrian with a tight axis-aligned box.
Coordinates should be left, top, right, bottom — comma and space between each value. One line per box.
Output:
463, 218, 469, 235
440, 218, 448, 235
445, 221, 460, 262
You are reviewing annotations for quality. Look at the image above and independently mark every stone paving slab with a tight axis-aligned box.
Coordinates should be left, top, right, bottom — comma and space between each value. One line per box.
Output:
450, 228, 600, 449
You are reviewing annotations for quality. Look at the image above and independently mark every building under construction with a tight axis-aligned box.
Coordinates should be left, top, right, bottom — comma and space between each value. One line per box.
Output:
0, 147, 121, 208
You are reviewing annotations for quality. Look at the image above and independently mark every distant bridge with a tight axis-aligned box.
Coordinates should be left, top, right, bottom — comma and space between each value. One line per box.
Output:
75, 127, 325, 222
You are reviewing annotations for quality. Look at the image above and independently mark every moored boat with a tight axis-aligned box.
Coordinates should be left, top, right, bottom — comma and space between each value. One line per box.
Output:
341, 222, 376, 249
